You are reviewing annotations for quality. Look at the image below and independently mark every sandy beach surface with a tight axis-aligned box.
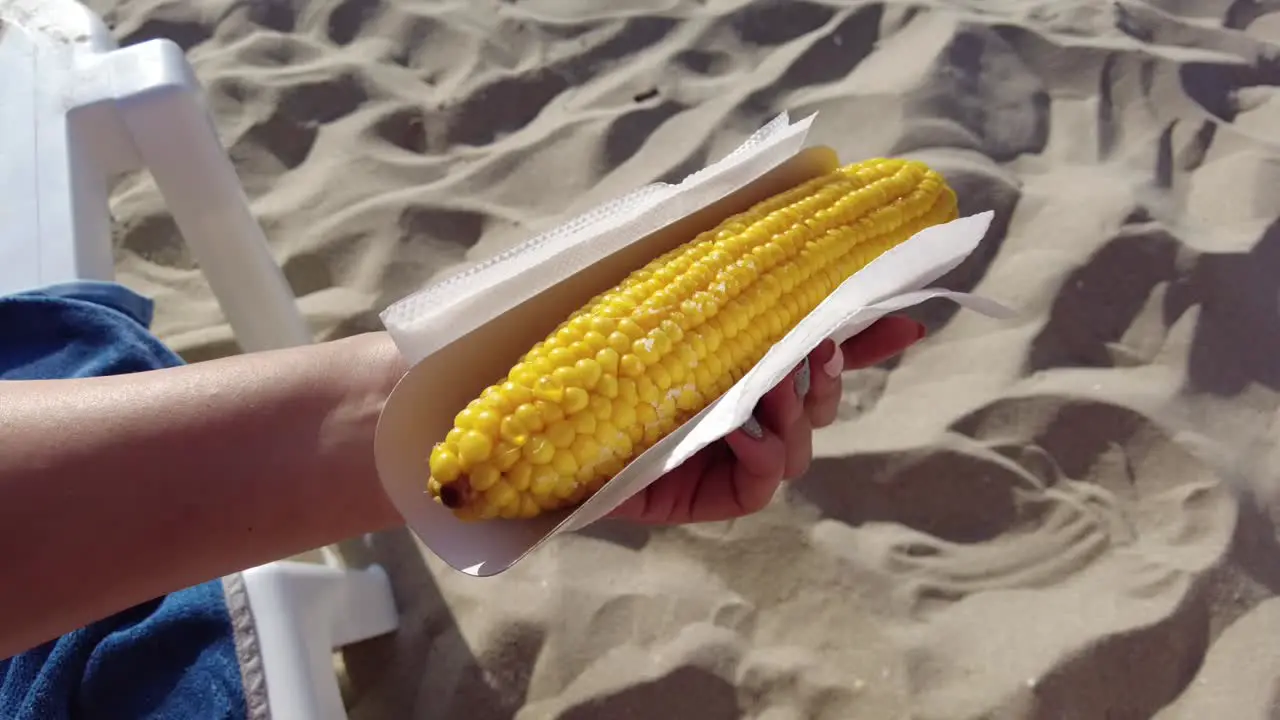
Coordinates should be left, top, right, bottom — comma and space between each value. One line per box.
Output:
91, 0, 1280, 716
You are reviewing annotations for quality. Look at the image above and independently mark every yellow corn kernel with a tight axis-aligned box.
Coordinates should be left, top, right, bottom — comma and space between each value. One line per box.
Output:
571, 411, 597, 435
515, 497, 539, 518
596, 374, 619, 399
563, 386, 591, 414
428, 445, 461, 484
546, 420, 576, 448
512, 403, 543, 433
428, 157, 958, 520
469, 464, 501, 492
508, 462, 533, 492
522, 436, 555, 465
455, 431, 492, 466
530, 465, 559, 498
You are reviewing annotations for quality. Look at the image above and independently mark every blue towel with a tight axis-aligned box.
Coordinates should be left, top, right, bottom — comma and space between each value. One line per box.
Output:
0, 282, 258, 720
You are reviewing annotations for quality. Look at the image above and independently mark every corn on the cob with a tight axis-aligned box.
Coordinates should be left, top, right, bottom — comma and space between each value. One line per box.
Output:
427, 158, 958, 520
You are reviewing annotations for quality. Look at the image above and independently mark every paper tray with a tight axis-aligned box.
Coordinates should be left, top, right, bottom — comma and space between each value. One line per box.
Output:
374, 113, 1016, 577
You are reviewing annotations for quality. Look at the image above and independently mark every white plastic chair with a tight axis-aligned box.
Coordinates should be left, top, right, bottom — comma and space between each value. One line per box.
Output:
0, 1, 398, 717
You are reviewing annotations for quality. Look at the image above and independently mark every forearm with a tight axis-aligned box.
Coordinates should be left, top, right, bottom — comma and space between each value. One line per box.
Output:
0, 331, 408, 658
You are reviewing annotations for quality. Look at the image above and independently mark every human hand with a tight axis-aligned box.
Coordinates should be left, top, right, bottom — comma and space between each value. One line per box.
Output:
607, 315, 926, 525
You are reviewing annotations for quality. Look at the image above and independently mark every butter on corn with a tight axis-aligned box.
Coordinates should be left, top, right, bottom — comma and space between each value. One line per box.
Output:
427, 158, 958, 521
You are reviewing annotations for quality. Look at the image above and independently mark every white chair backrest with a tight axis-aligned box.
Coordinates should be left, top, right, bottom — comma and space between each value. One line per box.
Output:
0, 0, 311, 353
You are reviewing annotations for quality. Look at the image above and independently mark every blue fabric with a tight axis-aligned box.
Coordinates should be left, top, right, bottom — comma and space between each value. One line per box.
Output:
0, 282, 247, 720
0, 281, 182, 380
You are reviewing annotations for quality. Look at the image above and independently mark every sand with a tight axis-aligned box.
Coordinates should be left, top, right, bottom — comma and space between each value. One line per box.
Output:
91, 0, 1280, 716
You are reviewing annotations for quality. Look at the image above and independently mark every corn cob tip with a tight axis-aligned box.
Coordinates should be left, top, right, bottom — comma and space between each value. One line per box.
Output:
426, 157, 958, 522
436, 476, 468, 509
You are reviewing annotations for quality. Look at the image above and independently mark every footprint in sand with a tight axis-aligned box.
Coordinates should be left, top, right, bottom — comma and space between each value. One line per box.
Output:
793, 396, 1236, 720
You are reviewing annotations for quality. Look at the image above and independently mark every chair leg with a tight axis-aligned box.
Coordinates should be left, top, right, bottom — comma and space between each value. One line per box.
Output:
241, 561, 399, 720
100, 39, 312, 353
1, 20, 120, 294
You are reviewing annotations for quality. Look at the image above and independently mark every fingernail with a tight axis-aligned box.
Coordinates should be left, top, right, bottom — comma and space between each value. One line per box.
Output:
741, 415, 764, 440
794, 357, 811, 398
823, 343, 844, 378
